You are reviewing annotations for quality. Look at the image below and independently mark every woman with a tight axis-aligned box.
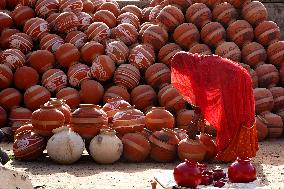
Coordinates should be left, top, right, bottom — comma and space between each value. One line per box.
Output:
171, 52, 258, 162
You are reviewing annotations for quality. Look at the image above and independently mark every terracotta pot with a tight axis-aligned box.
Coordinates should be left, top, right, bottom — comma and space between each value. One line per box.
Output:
8, 33, 33, 54
148, 5, 163, 23
14, 66, 39, 90
103, 85, 130, 104
142, 7, 153, 22
158, 84, 187, 113
201, 22, 226, 48
0, 49, 26, 70
9, 107, 32, 130
176, 109, 194, 129
117, 12, 140, 30
121, 5, 142, 21
178, 137, 207, 162
149, 128, 179, 162
13, 131, 46, 160
65, 31, 88, 49
56, 87, 81, 110
67, 63, 90, 87
259, 111, 283, 138
0, 64, 13, 89
185, 3, 212, 29
270, 87, 284, 112
250, 69, 259, 89
139, 22, 153, 40
59, 0, 83, 13
242, 1, 267, 27
255, 64, 279, 88
12, 5, 35, 27
144, 63, 171, 90
44, 98, 71, 124
122, 132, 151, 162
24, 85, 51, 111
226, 20, 254, 48
46, 13, 60, 31
70, 104, 108, 139
267, 41, 284, 67
27, 50, 55, 74
255, 115, 269, 141
90, 55, 115, 81
173, 159, 202, 188
32, 105, 65, 136
35, 0, 59, 18
158, 43, 182, 66
0, 12, 13, 33
189, 43, 212, 55
129, 44, 155, 71
113, 64, 140, 90
42, 69, 68, 93
102, 97, 131, 123
93, 10, 116, 28
212, 2, 238, 27
215, 42, 241, 62
173, 23, 200, 49
85, 22, 110, 42
54, 12, 79, 33
254, 21, 281, 47
105, 40, 129, 65
228, 157, 257, 183
55, 43, 80, 68
80, 41, 105, 65
112, 106, 145, 135
0, 106, 7, 128
199, 133, 217, 160
242, 42, 267, 68
253, 88, 274, 114
79, 79, 104, 104
14, 123, 34, 140
173, 128, 188, 141
112, 23, 138, 46
91, 0, 105, 12
142, 24, 168, 51
226, 0, 251, 9
0, 88, 22, 111
23, 17, 49, 40
76, 11, 93, 31
82, 0, 94, 14
131, 85, 157, 111
0, 28, 20, 49
145, 107, 174, 131
97, 2, 121, 17
39, 34, 64, 53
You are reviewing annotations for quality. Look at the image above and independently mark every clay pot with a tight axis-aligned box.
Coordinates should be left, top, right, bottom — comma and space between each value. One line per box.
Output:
54, 12, 79, 33
24, 85, 51, 111
145, 107, 175, 131
76, 12, 93, 31
82, 0, 95, 13
149, 128, 180, 162
215, 42, 241, 62
80, 41, 105, 65
142, 7, 153, 22
158, 84, 187, 113
97, 2, 121, 17
0, 12, 13, 33
105, 40, 129, 65
173, 23, 200, 49
79, 79, 104, 104
85, 22, 110, 42
201, 22, 226, 48
142, 24, 168, 51
56, 87, 81, 110
158, 43, 182, 66
156, 5, 184, 31
178, 137, 207, 162
23, 17, 49, 40
112, 23, 138, 46
144, 63, 171, 90
19, 0, 37, 7
113, 64, 140, 90
91, 0, 105, 12
13, 131, 46, 160
0, 64, 13, 89
32, 105, 65, 136
131, 85, 157, 111
67, 63, 90, 87
212, 2, 238, 27
44, 98, 71, 124
185, 3, 212, 29
173, 128, 188, 141
254, 21, 281, 47
0, 88, 22, 111
250, 69, 259, 89
117, 12, 140, 30
55, 43, 80, 68
0, 106, 7, 128
267, 41, 284, 67
175, 109, 194, 130
255, 64, 279, 88
199, 133, 217, 160
35, 0, 59, 18
65, 31, 88, 49
242, 42, 267, 68
173, 159, 202, 188
259, 111, 283, 138
12, 5, 35, 27
14, 66, 39, 90
0, 28, 20, 49
228, 157, 257, 183
70, 104, 108, 139
59, 0, 83, 13
270, 87, 284, 112
112, 106, 145, 135
103, 85, 130, 103
42, 69, 67, 93
14, 123, 34, 140
39, 34, 64, 53
226, 0, 251, 9
121, 5, 142, 21
148, 5, 163, 23
255, 115, 269, 141
122, 132, 151, 162
93, 10, 116, 28
139, 22, 153, 40
9, 107, 32, 131
254, 88, 274, 114
242, 1, 268, 26
129, 44, 155, 71
226, 20, 254, 48
46, 13, 60, 30
27, 50, 54, 74
0, 49, 26, 70
189, 43, 212, 55
8, 33, 33, 54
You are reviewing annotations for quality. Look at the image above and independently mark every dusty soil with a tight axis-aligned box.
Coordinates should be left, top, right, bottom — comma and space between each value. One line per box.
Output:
1, 139, 284, 189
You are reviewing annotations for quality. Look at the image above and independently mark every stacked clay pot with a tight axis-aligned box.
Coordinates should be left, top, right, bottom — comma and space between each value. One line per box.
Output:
178, 137, 207, 162
259, 111, 283, 138
145, 107, 175, 131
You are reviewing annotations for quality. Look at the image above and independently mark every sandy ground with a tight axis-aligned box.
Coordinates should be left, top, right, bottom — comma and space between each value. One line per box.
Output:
1, 139, 284, 189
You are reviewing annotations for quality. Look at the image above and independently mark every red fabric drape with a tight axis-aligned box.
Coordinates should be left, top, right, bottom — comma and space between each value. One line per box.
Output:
171, 52, 256, 152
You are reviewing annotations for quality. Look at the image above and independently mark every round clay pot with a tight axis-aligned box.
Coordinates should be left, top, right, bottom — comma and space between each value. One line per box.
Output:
113, 64, 140, 90
241, 1, 268, 26
82, 0, 95, 14
97, 2, 121, 17
14, 66, 39, 90
35, 0, 59, 18
145, 107, 175, 131
59, 0, 83, 13
42, 69, 67, 93
103, 85, 130, 103
226, 0, 251, 9
142, 7, 153, 22
76, 11, 93, 31
129, 44, 155, 71
55, 43, 80, 68
121, 5, 142, 21
145, 63, 171, 90
189, 43, 212, 55
39, 34, 64, 53
148, 5, 163, 23
54, 12, 79, 33
8, 33, 33, 54
105, 40, 129, 65
14, 123, 34, 140
80, 41, 105, 65
85, 22, 110, 42
176, 109, 194, 129
23, 17, 49, 40
267, 41, 284, 67
24, 85, 51, 111
0, 12, 13, 33
253, 88, 274, 114
12, 5, 35, 27
212, 2, 238, 27
185, 3, 212, 29
44, 98, 71, 124
79, 79, 104, 104
90, 55, 116, 81
0, 88, 22, 111
255, 115, 269, 141
0, 64, 13, 89
259, 111, 283, 138
255, 64, 279, 88
0, 28, 20, 49
117, 12, 140, 30
158, 43, 182, 66
131, 85, 157, 111
199, 133, 217, 160
112, 23, 139, 46
173, 23, 200, 49
215, 42, 241, 62
93, 10, 116, 28
254, 21, 281, 47
201, 22, 226, 48
269, 87, 284, 112
56, 87, 81, 110
0, 49, 26, 70
142, 24, 168, 51
65, 31, 88, 49
9, 107, 32, 131
242, 42, 267, 68
28, 50, 55, 74
178, 137, 207, 162
67, 63, 90, 87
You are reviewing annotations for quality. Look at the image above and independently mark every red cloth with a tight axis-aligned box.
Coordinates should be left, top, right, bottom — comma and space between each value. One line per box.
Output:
171, 52, 256, 152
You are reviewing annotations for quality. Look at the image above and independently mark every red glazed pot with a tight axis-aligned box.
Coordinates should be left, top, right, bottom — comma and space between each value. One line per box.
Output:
35, 0, 59, 18
145, 107, 174, 131
76, 11, 93, 31
67, 63, 91, 87
90, 55, 116, 81
129, 44, 155, 71
158, 43, 182, 67
12, 5, 35, 27
24, 85, 51, 111
255, 115, 269, 141
144, 63, 171, 90
0, 64, 13, 89
55, 43, 80, 68
121, 5, 143, 21
8, 33, 33, 54
228, 157, 257, 183
112, 23, 138, 46
130, 85, 157, 111
175, 109, 194, 130
0, 49, 26, 71
199, 133, 217, 160
56, 87, 81, 110
44, 98, 71, 124
173, 23, 200, 49
142, 24, 168, 51
212, 2, 238, 27
85, 22, 110, 43
185, 3, 212, 29
201, 22, 226, 48
173, 159, 202, 188
9, 107, 32, 131
113, 64, 140, 90
105, 40, 129, 65
117, 12, 140, 30
80, 41, 105, 65
253, 88, 274, 114
103, 85, 130, 103
178, 137, 207, 162
259, 111, 283, 138
0, 88, 22, 111
241, 1, 268, 27
14, 123, 34, 140
189, 43, 212, 55
254, 21, 281, 47
79, 79, 104, 104
14, 66, 39, 90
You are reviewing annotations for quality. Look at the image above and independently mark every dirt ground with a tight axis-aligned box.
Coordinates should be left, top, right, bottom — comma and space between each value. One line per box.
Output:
1, 139, 284, 189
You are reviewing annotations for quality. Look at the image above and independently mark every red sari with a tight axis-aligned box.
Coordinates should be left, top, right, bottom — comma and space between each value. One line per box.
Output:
171, 52, 258, 162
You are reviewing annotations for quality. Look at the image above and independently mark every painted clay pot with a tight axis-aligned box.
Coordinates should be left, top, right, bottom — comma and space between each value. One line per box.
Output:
215, 42, 241, 62
255, 115, 269, 141
14, 123, 34, 140
241, 1, 268, 27
105, 41, 129, 65
141, 7, 153, 22
199, 133, 217, 160
131, 85, 157, 111
56, 87, 81, 110
23, 17, 49, 40
39, 34, 64, 53
59, 0, 83, 13
65, 31, 88, 49
185, 3, 212, 29
0, 28, 20, 49
254, 88, 274, 114
0, 88, 22, 111
129, 44, 155, 71
42, 69, 68, 93
27, 50, 55, 74
70, 104, 108, 139
0, 49, 26, 70
254, 21, 281, 47
112, 23, 138, 46
158, 43, 182, 66
54, 12, 79, 33
145, 107, 175, 131
44, 98, 71, 124
269, 87, 284, 112
67, 63, 90, 87
76, 11, 93, 31
113, 64, 140, 91
145, 63, 171, 90
93, 10, 116, 28
267, 41, 284, 67
8, 33, 33, 54
259, 111, 283, 138
148, 5, 163, 23
79, 79, 104, 104
85, 22, 110, 42
173, 23, 200, 49
142, 24, 168, 51
201, 22, 226, 48
55, 43, 80, 68
24, 85, 51, 111
12, 5, 35, 27
82, 0, 95, 14
255, 64, 279, 88
242, 42, 267, 68
14, 66, 39, 90
97, 2, 121, 17
212, 2, 238, 28
35, 0, 59, 18
0, 12, 13, 33
189, 43, 212, 55
121, 5, 142, 21
178, 137, 207, 162
9, 107, 32, 131
117, 12, 140, 30
80, 41, 105, 65
0, 64, 13, 89
175, 109, 194, 130
103, 86, 131, 103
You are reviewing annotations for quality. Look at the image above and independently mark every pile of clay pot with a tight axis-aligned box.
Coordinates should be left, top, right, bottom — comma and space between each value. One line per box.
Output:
12, 97, 217, 165
0, 0, 283, 151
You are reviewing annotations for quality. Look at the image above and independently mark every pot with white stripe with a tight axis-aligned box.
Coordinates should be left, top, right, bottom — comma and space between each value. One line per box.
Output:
201, 22, 226, 48
255, 64, 279, 88
32, 104, 65, 137
254, 21, 281, 47
242, 42, 267, 68
44, 98, 71, 124
56, 87, 81, 110
173, 23, 200, 49
131, 85, 157, 112
253, 88, 274, 114
212, 2, 238, 28
145, 107, 174, 132
9, 107, 32, 132
70, 104, 108, 139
